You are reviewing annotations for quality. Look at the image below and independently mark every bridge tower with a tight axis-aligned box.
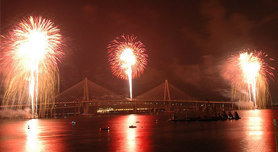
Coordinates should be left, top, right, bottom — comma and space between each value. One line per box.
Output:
83, 77, 90, 114
164, 80, 171, 111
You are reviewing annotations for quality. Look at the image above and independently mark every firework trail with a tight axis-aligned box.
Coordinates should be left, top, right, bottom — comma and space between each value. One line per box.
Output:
107, 34, 148, 99
222, 49, 274, 108
1, 16, 64, 118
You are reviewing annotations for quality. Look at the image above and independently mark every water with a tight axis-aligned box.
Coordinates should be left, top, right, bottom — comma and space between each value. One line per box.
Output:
0, 110, 277, 152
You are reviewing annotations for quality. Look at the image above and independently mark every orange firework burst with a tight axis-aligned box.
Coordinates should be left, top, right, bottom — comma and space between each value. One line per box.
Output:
107, 34, 148, 99
223, 49, 274, 108
1, 16, 64, 118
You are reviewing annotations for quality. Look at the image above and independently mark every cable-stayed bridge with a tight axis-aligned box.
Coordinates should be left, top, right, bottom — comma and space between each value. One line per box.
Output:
52, 78, 234, 116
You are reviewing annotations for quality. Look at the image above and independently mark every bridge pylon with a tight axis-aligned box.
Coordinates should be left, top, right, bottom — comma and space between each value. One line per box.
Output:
83, 77, 90, 114
164, 80, 171, 112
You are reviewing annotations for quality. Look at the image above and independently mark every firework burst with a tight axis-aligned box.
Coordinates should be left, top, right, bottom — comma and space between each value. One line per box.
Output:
107, 34, 148, 99
1, 16, 64, 118
223, 49, 274, 108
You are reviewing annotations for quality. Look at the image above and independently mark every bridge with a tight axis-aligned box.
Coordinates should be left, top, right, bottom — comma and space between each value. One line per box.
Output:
1, 77, 235, 118
50, 77, 235, 117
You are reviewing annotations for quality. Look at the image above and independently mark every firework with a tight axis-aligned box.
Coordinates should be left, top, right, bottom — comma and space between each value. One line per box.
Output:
223, 49, 274, 108
107, 35, 148, 99
1, 16, 63, 118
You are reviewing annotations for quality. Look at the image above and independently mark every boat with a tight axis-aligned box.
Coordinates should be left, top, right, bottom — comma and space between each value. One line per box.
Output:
227, 111, 241, 120
129, 125, 137, 128
218, 111, 228, 120
227, 111, 234, 119
231, 116, 241, 120
100, 127, 110, 131
167, 111, 241, 122
71, 121, 76, 125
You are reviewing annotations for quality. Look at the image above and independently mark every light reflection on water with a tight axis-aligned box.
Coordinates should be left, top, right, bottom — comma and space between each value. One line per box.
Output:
240, 110, 275, 151
247, 117, 263, 137
26, 119, 40, 151
0, 110, 277, 152
126, 115, 136, 151
109, 114, 151, 152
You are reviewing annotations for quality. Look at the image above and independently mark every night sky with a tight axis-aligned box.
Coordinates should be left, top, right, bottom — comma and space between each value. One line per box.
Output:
1, 0, 278, 102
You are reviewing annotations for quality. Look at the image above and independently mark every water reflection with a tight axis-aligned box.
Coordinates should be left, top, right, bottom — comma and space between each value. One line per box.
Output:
26, 119, 42, 151
127, 115, 136, 151
247, 116, 263, 139
110, 114, 151, 152
1, 110, 277, 151
242, 110, 273, 151
25, 119, 70, 152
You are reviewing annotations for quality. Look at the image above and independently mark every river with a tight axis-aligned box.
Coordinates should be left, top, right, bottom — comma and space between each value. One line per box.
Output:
0, 109, 277, 152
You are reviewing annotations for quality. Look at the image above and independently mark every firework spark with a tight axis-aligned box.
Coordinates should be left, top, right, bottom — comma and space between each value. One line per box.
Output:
107, 35, 148, 99
223, 49, 274, 108
1, 16, 64, 118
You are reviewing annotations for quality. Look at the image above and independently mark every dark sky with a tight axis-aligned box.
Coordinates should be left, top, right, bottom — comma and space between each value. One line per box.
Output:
1, 0, 278, 102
